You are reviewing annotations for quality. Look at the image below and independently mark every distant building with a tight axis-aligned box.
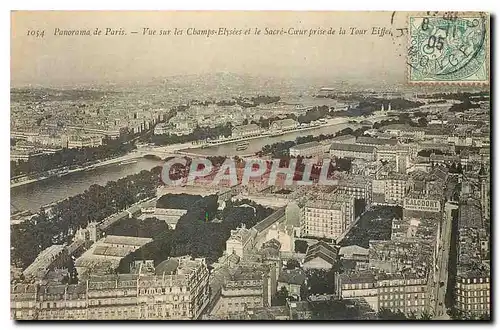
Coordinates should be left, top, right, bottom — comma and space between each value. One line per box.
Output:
232, 124, 261, 139
75, 236, 153, 276
382, 125, 425, 140
356, 136, 398, 147
372, 173, 409, 206
329, 143, 377, 161
376, 146, 412, 174
270, 119, 297, 132
289, 141, 329, 158
337, 176, 372, 205
74, 222, 100, 243
331, 134, 356, 144
64, 135, 103, 149
153, 122, 170, 135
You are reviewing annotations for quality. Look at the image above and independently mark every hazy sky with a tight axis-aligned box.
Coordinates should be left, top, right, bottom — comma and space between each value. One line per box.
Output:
11, 11, 410, 86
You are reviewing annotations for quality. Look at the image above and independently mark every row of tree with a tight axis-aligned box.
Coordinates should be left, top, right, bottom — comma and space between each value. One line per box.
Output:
117, 197, 275, 271
258, 126, 369, 159
10, 137, 136, 178
11, 167, 162, 269
150, 122, 233, 146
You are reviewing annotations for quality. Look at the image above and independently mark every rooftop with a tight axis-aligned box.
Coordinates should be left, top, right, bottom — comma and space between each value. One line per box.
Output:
356, 136, 398, 146
102, 235, 153, 247
23, 245, 66, 277
252, 207, 286, 233
290, 141, 322, 151
304, 199, 343, 210
278, 269, 307, 285
304, 241, 339, 266
339, 270, 376, 284
330, 143, 376, 154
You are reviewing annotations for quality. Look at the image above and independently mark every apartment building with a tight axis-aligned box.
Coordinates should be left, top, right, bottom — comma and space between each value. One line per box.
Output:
455, 269, 490, 317
337, 271, 430, 316
300, 200, 346, 240
232, 124, 261, 139
289, 141, 329, 158
329, 143, 377, 161
11, 256, 210, 320
209, 263, 273, 318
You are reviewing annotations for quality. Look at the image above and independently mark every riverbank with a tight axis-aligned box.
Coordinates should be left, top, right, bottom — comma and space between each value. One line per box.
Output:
10, 151, 144, 189
191, 117, 354, 148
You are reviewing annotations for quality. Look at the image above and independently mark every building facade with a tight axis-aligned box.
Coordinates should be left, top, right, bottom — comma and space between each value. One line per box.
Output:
300, 200, 346, 240
11, 256, 210, 320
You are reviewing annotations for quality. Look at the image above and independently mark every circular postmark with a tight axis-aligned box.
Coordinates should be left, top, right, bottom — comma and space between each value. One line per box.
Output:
408, 13, 487, 81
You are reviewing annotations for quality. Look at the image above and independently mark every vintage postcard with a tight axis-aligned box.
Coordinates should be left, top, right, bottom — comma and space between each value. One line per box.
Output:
10, 11, 490, 321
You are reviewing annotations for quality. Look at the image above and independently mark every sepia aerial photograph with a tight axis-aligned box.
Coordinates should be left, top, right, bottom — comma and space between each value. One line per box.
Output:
10, 10, 491, 321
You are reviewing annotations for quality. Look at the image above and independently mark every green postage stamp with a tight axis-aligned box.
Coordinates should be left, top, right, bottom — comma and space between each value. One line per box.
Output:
408, 12, 489, 84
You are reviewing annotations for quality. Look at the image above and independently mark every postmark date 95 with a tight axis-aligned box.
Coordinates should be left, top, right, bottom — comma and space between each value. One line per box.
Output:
408, 12, 489, 84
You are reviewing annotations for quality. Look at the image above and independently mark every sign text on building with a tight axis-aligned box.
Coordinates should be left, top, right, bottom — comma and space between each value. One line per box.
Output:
403, 198, 441, 212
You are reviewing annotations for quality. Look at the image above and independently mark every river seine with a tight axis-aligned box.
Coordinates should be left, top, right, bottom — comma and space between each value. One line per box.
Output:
11, 122, 358, 213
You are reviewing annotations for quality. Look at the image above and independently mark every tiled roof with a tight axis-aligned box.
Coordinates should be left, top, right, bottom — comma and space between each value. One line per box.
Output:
304, 241, 339, 265
356, 136, 398, 146
330, 143, 376, 154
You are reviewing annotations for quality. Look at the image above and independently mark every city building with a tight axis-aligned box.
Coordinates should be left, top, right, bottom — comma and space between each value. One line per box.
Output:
139, 207, 188, 229
75, 236, 153, 276
23, 245, 70, 281
336, 271, 430, 316
336, 175, 372, 205
372, 173, 409, 205
376, 273, 429, 316
231, 124, 261, 139
455, 267, 490, 317
225, 224, 256, 258
289, 141, 329, 158
277, 269, 307, 299
336, 271, 378, 311
302, 241, 339, 270
270, 119, 297, 132
329, 143, 377, 161
331, 134, 356, 144
12, 256, 210, 320
356, 136, 398, 147
209, 263, 273, 318
339, 245, 369, 263
300, 200, 347, 240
